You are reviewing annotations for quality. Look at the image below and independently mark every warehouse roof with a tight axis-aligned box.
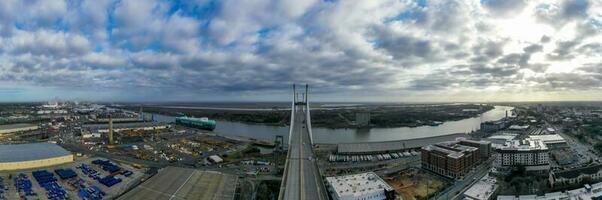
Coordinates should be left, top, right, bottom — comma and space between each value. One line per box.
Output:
82, 122, 169, 130
553, 164, 602, 179
495, 138, 548, 151
0, 143, 71, 163
528, 134, 566, 144
487, 134, 518, 141
337, 133, 469, 154
463, 175, 497, 200
423, 145, 464, 159
325, 172, 393, 199
0, 123, 37, 130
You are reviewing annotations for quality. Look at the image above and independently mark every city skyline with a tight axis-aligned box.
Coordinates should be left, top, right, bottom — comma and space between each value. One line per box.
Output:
0, 0, 601, 102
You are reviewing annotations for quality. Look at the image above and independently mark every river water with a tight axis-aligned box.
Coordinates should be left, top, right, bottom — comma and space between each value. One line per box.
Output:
150, 106, 513, 144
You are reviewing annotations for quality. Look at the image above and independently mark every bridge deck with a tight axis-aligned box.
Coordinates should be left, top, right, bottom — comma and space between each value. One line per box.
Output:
279, 105, 327, 200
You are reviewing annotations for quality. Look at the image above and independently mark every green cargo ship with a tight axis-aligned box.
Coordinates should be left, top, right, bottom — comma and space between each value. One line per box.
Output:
175, 116, 217, 131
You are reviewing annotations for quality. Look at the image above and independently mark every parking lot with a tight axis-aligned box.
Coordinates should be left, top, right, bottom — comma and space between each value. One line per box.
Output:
328, 150, 420, 163
0, 157, 144, 199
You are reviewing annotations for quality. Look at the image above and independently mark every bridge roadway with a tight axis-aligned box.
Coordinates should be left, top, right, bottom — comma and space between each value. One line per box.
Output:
278, 103, 327, 200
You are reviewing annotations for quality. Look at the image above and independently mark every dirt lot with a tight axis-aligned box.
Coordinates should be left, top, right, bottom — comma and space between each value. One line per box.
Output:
384, 168, 449, 200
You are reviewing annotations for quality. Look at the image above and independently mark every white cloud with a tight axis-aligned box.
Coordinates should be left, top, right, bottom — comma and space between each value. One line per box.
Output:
0, 0, 601, 101
4, 29, 91, 57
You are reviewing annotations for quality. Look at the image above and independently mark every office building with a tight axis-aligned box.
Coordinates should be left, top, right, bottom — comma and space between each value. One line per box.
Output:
421, 139, 487, 178
549, 164, 602, 188
457, 138, 492, 159
498, 182, 602, 200
480, 121, 506, 133
493, 138, 550, 172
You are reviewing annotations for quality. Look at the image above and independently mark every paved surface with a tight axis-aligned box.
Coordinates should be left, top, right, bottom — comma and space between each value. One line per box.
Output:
0, 157, 144, 200
432, 159, 492, 200
554, 124, 600, 162
118, 166, 237, 200
279, 102, 327, 200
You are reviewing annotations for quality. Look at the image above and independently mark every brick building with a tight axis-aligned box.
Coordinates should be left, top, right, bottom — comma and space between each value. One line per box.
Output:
421, 139, 489, 179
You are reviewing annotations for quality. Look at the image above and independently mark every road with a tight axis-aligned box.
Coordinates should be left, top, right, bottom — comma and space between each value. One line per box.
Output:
432, 159, 492, 200
278, 101, 327, 200
553, 124, 600, 162
62, 143, 170, 168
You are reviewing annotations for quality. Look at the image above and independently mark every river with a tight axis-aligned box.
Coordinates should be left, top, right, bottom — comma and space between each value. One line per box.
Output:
149, 106, 513, 144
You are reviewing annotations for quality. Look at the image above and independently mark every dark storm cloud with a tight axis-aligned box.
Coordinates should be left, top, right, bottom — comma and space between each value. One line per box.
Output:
467, 64, 519, 77
535, 0, 591, 27
562, 0, 590, 19
578, 63, 602, 73
482, 0, 528, 16
378, 35, 435, 60
547, 21, 601, 60
495, 44, 545, 71
470, 41, 505, 63
576, 43, 602, 55
533, 72, 602, 90
548, 40, 580, 60
407, 72, 455, 90
524, 44, 544, 53
408, 63, 523, 91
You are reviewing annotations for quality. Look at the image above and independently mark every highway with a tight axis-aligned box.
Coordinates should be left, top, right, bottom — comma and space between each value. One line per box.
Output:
278, 85, 328, 200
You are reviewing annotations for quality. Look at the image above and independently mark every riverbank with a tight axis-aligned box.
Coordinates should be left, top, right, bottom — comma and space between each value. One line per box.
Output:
125, 104, 494, 129
141, 106, 513, 144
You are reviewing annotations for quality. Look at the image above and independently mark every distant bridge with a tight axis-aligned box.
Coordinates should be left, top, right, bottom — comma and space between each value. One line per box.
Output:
278, 84, 328, 200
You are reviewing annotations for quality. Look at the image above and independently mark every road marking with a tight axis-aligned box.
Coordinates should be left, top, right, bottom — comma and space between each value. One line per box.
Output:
168, 170, 195, 200
281, 105, 325, 199
134, 185, 176, 198
299, 108, 305, 200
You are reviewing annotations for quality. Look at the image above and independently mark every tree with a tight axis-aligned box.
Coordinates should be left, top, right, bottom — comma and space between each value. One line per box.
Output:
594, 142, 602, 152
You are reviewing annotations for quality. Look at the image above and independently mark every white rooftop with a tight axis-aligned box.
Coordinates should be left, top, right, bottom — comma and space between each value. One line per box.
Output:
464, 175, 498, 200
528, 134, 565, 144
487, 134, 518, 141
497, 182, 602, 199
326, 172, 393, 199
509, 125, 530, 130
496, 138, 548, 151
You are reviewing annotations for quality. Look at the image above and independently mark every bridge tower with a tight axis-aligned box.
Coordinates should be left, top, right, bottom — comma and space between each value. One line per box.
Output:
279, 83, 326, 200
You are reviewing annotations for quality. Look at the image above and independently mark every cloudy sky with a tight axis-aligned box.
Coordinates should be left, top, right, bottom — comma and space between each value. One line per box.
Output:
0, 0, 601, 102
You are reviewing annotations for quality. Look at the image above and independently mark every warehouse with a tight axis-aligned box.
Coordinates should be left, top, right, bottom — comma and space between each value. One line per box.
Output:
336, 133, 470, 154
0, 143, 73, 171
82, 122, 170, 133
528, 134, 567, 149
0, 123, 39, 135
